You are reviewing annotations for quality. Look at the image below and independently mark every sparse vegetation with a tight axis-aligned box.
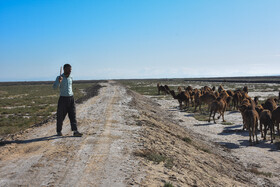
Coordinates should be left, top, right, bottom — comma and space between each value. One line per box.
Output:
164, 157, 174, 169
200, 148, 211, 153
248, 168, 273, 178
193, 113, 209, 122
134, 149, 174, 168
0, 81, 102, 136
182, 137, 192, 143
164, 182, 174, 187
221, 122, 233, 125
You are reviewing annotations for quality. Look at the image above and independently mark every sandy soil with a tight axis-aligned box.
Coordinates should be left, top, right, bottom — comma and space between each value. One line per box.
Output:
153, 95, 280, 186
0, 81, 279, 186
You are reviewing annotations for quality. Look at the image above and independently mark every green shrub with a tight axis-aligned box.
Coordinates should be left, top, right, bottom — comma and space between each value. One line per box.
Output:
182, 137, 192, 143
164, 182, 174, 187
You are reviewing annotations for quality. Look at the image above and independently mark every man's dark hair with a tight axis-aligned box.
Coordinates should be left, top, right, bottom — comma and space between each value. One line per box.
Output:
64, 64, 71, 69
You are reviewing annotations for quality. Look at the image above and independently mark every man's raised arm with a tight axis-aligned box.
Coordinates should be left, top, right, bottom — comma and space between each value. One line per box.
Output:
53, 66, 63, 89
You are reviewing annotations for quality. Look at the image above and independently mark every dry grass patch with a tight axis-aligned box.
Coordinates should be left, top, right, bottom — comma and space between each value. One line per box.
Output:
164, 182, 174, 187
248, 168, 273, 178
182, 137, 192, 143
193, 113, 209, 121
221, 122, 234, 125
134, 149, 174, 169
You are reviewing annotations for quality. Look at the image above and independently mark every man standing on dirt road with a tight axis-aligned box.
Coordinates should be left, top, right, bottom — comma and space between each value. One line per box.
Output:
53, 64, 83, 137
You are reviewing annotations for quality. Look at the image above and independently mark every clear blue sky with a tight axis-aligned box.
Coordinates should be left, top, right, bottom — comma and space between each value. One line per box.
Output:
0, 0, 279, 81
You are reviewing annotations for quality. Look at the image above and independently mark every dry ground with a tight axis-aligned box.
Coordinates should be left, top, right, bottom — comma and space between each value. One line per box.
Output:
0, 81, 278, 186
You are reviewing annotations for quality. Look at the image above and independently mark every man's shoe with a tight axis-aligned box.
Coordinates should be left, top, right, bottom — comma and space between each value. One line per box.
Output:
73, 131, 83, 137
57, 132, 63, 136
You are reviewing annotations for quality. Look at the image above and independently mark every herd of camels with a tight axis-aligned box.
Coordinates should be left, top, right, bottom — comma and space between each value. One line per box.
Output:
157, 83, 280, 146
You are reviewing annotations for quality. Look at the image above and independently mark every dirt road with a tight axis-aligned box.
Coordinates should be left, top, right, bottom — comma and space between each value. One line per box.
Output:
0, 81, 142, 186
0, 81, 279, 186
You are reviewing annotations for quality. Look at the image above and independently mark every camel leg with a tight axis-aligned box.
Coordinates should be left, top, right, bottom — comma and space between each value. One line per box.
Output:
213, 111, 216, 124
242, 118, 246, 130
260, 123, 263, 138
273, 121, 277, 139
252, 125, 255, 144
178, 101, 182, 110
249, 130, 253, 146
277, 122, 280, 136
208, 110, 212, 123
255, 123, 259, 144
194, 104, 197, 112
217, 111, 221, 119
263, 124, 267, 140
272, 122, 275, 141
271, 123, 274, 143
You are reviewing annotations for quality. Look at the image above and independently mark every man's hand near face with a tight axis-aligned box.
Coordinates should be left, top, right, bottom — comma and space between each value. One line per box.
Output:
59, 76, 63, 83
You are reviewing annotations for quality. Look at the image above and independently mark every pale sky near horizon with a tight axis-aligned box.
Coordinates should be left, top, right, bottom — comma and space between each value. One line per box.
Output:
0, 0, 279, 81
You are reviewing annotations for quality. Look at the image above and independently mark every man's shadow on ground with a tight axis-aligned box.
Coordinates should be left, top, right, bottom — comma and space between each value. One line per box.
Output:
0, 134, 76, 146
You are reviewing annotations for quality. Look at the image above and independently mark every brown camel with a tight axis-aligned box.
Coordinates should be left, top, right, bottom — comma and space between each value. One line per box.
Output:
259, 109, 274, 143
243, 86, 248, 93
170, 90, 190, 110
272, 107, 280, 136
157, 83, 169, 95
263, 98, 277, 112
195, 92, 216, 112
208, 97, 227, 124
243, 107, 259, 145
232, 91, 242, 110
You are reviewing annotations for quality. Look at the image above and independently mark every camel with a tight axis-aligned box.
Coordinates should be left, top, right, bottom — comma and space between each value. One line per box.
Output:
263, 98, 277, 112
226, 90, 234, 97
194, 92, 216, 112
254, 97, 259, 106
214, 91, 219, 98
239, 98, 255, 130
189, 91, 195, 107
255, 104, 264, 115
226, 96, 233, 110
202, 86, 212, 94
157, 83, 169, 95
219, 90, 229, 100
259, 109, 274, 143
170, 90, 190, 110
164, 85, 171, 94
243, 86, 248, 93
272, 107, 280, 136
218, 84, 225, 93
208, 97, 227, 124
241, 91, 251, 101
185, 86, 193, 92
232, 91, 242, 110
243, 107, 259, 145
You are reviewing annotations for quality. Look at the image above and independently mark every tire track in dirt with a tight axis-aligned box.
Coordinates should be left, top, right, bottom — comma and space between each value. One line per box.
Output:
77, 86, 119, 187
53, 85, 115, 186
31, 90, 105, 186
